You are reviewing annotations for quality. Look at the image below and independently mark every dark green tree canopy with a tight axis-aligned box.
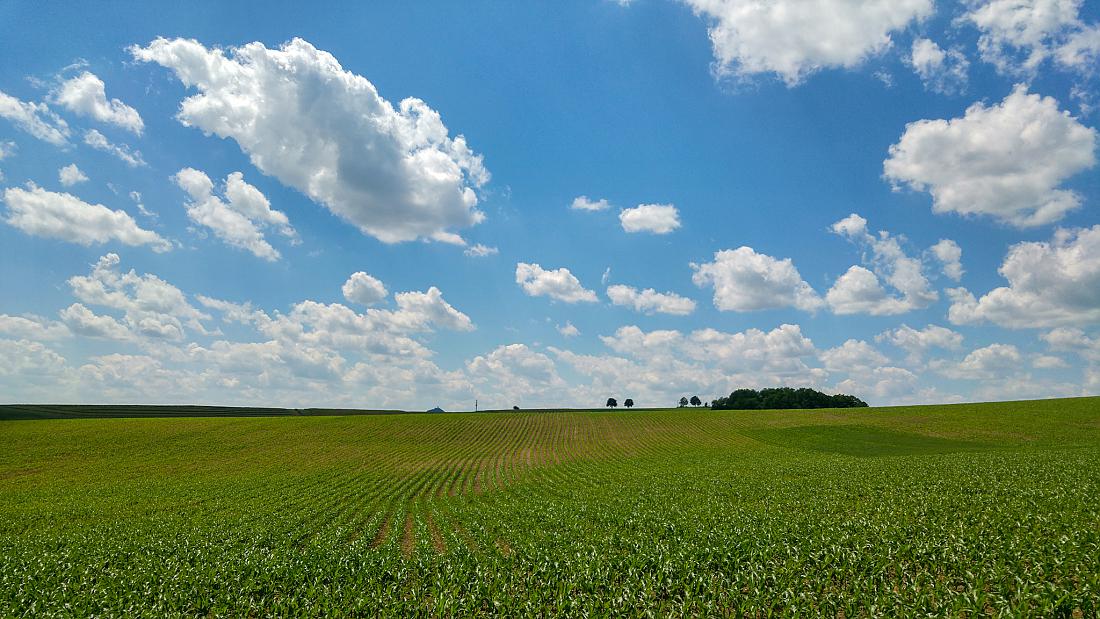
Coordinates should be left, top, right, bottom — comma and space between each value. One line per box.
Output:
711, 387, 867, 410
624, 398, 634, 408
606, 398, 617, 408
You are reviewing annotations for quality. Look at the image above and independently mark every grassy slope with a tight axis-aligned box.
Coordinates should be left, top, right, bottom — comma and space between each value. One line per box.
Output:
1, 397, 1098, 616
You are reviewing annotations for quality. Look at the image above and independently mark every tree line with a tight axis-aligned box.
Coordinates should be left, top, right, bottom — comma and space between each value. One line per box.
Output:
711, 387, 867, 410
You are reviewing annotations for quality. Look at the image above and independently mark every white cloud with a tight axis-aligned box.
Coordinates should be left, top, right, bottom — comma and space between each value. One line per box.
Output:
516, 263, 598, 303
2, 183, 170, 252
606, 284, 696, 315
689, 324, 820, 374
884, 84, 1097, 227
1032, 354, 1069, 369
836, 366, 918, 399
691, 247, 823, 312
393, 287, 475, 332
84, 129, 146, 167
52, 72, 144, 135
68, 253, 211, 340
1041, 327, 1099, 358
929, 239, 964, 281
876, 324, 964, 363
58, 163, 88, 187
557, 321, 580, 337
342, 271, 388, 306
684, 0, 933, 85
173, 167, 295, 261
571, 196, 611, 211
820, 339, 889, 372
463, 243, 498, 257
948, 225, 1100, 328
945, 343, 1022, 379
963, 0, 1098, 75
0, 141, 15, 160
0, 314, 70, 340
601, 325, 684, 356
826, 266, 910, 315
0, 338, 68, 379
467, 344, 566, 407
59, 303, 132, 340
131, 37, 489, 244
619, 203, 680, 234
567, 323, 824, 404
909, 38, 969, 94
0, 90, 70, 145
826, 213, 937, 315
1055, 23, 1100, 69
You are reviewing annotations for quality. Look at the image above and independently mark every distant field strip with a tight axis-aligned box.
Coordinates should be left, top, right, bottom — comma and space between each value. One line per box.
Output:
1, 398, 1098, 616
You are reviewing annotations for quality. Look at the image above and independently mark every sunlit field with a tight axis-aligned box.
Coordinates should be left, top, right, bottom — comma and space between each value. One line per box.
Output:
2, 398, 1098, 616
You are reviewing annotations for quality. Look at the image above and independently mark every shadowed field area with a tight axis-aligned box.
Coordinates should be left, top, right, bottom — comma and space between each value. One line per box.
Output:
1, 397, 1098, 616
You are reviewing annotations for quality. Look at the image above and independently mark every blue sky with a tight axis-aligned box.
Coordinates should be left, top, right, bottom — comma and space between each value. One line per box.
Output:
1, 0, 1098, 409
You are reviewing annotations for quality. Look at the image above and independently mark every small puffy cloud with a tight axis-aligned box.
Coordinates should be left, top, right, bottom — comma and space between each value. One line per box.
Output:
963, 0, 1097, 75
393, 287, 475, 332
58, 163, 88, 187
619, 203, 680, 234
342, 271, 388, 306
59, 303, 132, 340
946, 343, 1022, 379
0, 338, 69, 379
689, 323, 819, 374
826, 266, 907, 315
0, 141, 15, 160
68, 253, 211, 340
947, 225, 1100, 328
571, 196, 611, 211
463, 243, 498, 257
84, 129, 146, 167
466, 344, 566, 406
826, 214, 937, 315
1041, 328, 1100, 364
173, 167, 295, 261
909, 38, 969, 94
683, 0, 933, 85
929, 239, 964, 281
131, 37, 488, 244
516, 262, 598, 303
884, 85, 1097, 228
557, 321, 580, 337
820, 339, 890, 372
835, 366, 918, 400
2, 183, 170, 252
0, 90, 70, 145
876, 324, 964, 362
607, 284, 696, 315
601, 325, 684, 356
51, 72, 144, 135
691, 247, 823, 312
1032, 354, 1068, 369
0, 314, 70, 340
1055, 23, 1100, 69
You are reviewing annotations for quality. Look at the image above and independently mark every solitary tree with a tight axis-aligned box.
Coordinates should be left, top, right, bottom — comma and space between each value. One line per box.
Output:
624, 398, 634, 408
678, 397, 689, 407
690, 395, 702, 407
606, 397, 618, 408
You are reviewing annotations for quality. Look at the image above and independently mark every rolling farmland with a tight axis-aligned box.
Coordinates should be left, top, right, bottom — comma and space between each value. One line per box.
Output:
1, 398, 1098, 616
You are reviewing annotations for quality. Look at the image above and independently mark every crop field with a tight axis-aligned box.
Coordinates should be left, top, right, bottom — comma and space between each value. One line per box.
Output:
1, 397, 1098, 617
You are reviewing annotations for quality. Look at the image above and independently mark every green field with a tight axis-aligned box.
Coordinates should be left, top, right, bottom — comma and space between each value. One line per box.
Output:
2, 398, 1098, 617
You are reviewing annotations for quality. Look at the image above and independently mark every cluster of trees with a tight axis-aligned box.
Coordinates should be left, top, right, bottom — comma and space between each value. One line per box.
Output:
605, 398, 634, 408
711, 387, 867, 410
678, 396, 704, 407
